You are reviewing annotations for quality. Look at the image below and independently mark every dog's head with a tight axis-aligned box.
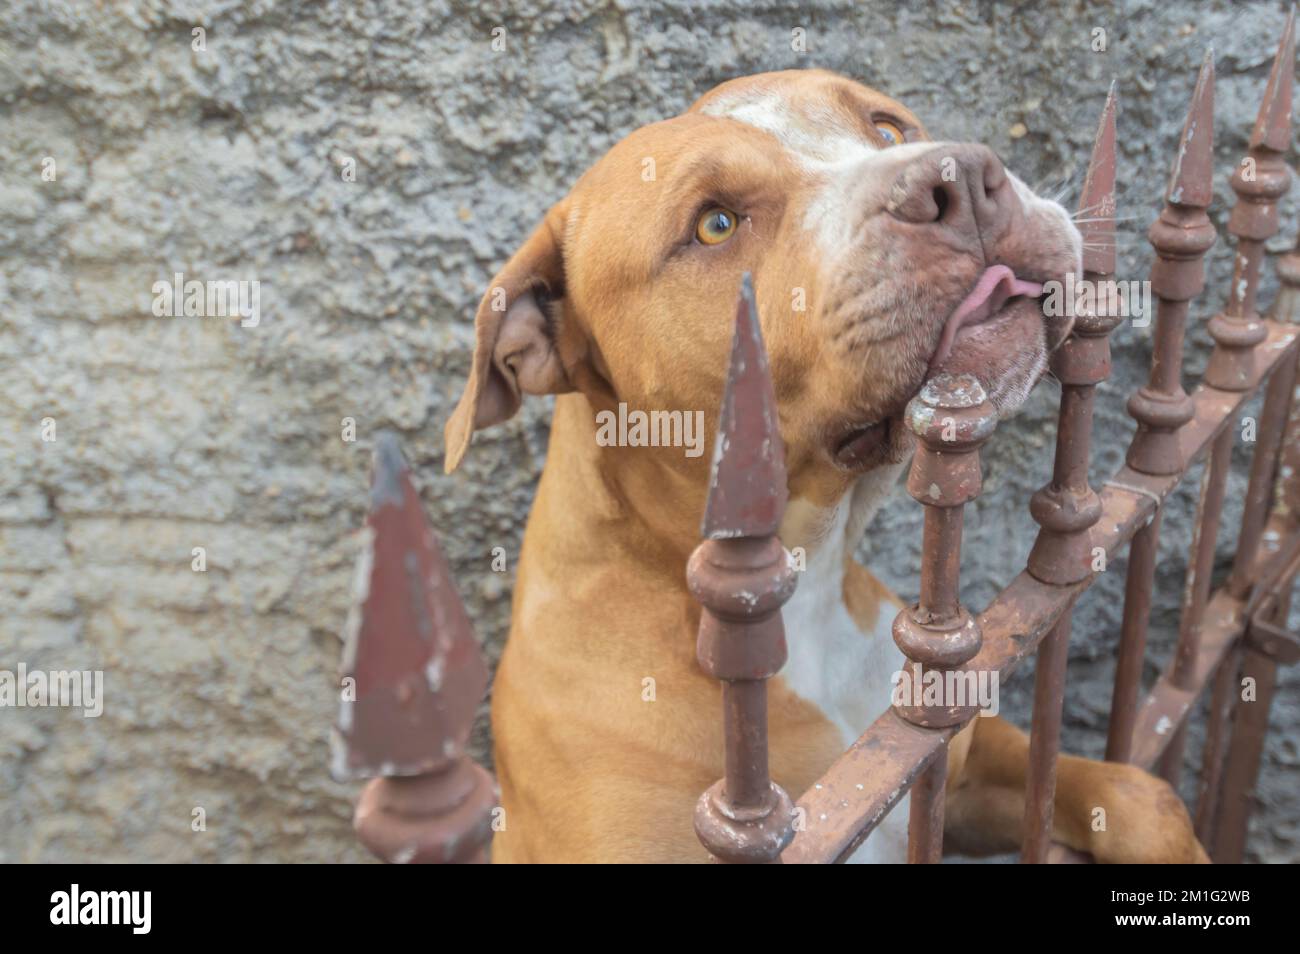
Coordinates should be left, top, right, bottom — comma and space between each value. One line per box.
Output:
445, 69, 1080, 546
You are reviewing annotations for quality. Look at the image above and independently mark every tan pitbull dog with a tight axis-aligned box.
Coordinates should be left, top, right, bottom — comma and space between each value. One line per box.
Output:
443, 70, 1208, 863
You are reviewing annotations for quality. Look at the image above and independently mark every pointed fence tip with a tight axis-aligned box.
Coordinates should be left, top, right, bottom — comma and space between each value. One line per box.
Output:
336, 432, 488, 779
740, 270, 755, 302
1078, 83, 1118, 275
1164, 46, 1216, 209
1100, 77, 1118, 120
700, 273, 788, 540
1249, 5, 1295, 152
370, 431, 409, 511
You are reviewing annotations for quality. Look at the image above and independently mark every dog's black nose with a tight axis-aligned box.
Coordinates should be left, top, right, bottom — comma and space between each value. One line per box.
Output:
886, 144, 1014, 249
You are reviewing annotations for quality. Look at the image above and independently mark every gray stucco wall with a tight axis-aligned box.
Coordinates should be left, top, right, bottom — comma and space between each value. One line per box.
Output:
1, 0, 1295, 862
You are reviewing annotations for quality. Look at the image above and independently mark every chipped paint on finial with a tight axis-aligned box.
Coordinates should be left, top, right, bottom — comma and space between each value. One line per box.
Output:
700, 272, 789, 539
918, 372, 987, 409
1165, 48, 1215, 209
334, 434, 488, 780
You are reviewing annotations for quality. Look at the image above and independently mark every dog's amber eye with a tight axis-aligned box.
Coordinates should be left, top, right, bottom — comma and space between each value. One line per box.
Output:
874, 120, 904, 146
695, 207, 738, 245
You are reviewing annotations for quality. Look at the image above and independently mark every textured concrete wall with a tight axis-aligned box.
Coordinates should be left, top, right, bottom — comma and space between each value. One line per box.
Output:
1, 0, 1295, 862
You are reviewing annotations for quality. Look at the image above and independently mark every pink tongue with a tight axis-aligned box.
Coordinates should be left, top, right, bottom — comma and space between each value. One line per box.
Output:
930, 264, 1044, 371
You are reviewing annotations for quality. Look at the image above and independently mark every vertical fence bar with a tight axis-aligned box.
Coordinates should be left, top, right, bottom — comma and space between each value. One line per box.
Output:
1023, 616, 1072, 862
1193, 644, 1241, 842
906, 753, 947, 864
333, 433, 497, 864
1273, 256, 1300, 528
1227, 354, 1300, 601
1158, 427, 1232, 784
1181, 10, 1298, 807
1176, 347, 1296, 793
689, 274, 798, 864
1206, 253, 1300, 858
1021, 87, 1119, 861
1106, 50, 1217, 764
1214, 588, 1294, 862
1211, 16, 1300, 850
1224, 9, 1298, 598
1211, 587, 1294, 863
892, 374, 997, 862
1105, 511, 1165, 762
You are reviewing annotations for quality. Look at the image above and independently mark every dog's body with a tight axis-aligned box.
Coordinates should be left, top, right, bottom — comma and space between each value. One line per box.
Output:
445, 70, 1208, 863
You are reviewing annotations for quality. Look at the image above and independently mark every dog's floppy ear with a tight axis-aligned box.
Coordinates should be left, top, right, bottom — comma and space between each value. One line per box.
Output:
443, 204, 572, 473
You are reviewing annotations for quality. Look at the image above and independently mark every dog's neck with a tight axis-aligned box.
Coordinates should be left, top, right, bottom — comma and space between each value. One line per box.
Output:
526, 391, 904, 596
528, 393, 710, 585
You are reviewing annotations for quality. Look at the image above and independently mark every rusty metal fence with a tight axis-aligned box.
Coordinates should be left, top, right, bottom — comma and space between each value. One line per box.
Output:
331, 23, 1300, 864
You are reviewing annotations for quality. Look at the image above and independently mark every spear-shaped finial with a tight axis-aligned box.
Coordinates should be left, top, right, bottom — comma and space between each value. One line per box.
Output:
1078, 80, 1118, 279
1250, 5, 1295, 153
333, 433, 487, 779
335, 434, 496, 864
1165, 48, 1216, 210
700, 273, 788, 540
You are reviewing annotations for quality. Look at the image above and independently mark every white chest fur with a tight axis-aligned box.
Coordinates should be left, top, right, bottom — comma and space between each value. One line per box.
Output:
779, 502, 910, 864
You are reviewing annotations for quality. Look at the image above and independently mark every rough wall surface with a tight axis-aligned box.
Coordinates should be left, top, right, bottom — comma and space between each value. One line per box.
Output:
1, 0, 1296, 862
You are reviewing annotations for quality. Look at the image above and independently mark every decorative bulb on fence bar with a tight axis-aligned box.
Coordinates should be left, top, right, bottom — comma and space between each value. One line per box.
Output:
903, 373, 996, 509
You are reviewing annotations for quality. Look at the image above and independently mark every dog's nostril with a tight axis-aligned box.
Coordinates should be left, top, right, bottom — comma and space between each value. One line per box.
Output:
931, 185, 949, 222
984, 158, 1007, 194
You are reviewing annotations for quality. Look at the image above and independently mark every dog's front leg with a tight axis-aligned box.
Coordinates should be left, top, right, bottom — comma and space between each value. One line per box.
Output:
942, 715, 1210, 863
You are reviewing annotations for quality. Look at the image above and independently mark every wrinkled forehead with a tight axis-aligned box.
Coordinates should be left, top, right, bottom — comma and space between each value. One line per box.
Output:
688, 69, 928, 161
572, 70, 928, 191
